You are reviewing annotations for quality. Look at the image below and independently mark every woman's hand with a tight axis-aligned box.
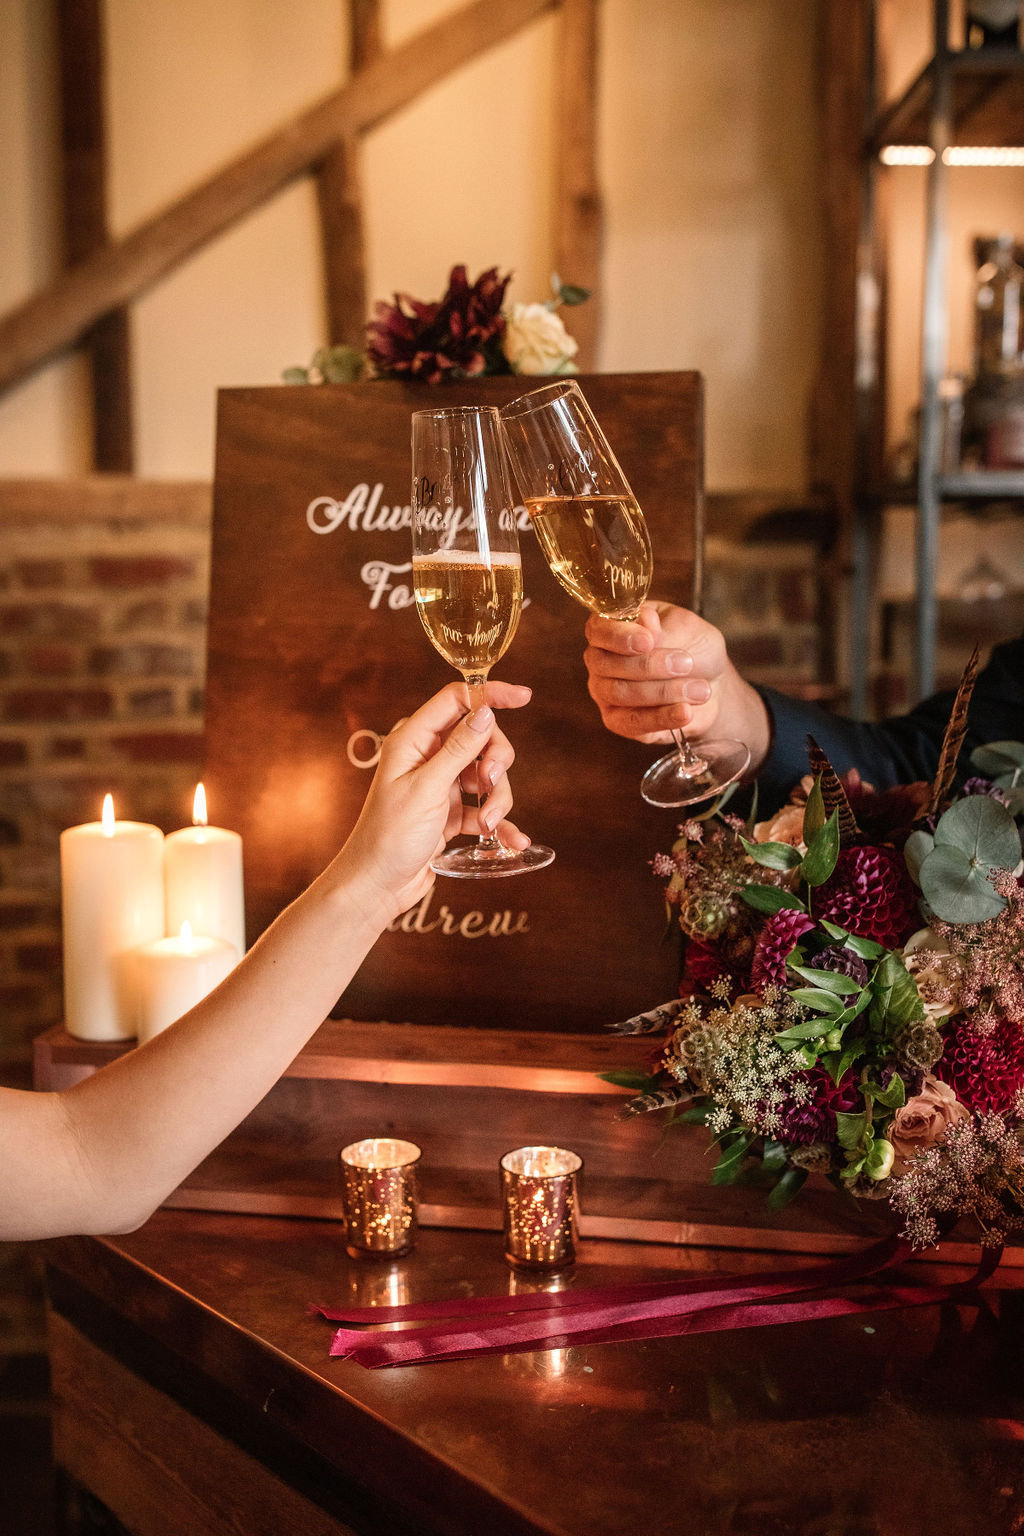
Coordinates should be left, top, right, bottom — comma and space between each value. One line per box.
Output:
337, 680, 534, 921
583, 601, 771, 770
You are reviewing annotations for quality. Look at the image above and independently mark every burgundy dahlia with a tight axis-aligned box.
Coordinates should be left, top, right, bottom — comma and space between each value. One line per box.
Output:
777, 1067, 860, 1146
814, 945, 870, 987
681, 939, 730, 996
750, 908, 816, 996
817, 844, 921, 948
934, 1015, 1024, 1118
365, 264, 511, 383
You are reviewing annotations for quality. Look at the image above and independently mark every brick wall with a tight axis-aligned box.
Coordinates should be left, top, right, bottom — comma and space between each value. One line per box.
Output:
0, 479, 212, 1089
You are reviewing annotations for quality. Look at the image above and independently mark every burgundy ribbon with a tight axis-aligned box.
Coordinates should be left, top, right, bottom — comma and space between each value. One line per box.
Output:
311, 1236, 1002, 1369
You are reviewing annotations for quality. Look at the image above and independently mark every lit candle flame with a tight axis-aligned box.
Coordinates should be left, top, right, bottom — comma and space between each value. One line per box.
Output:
179, 920, 193, 950
192, 782, 208, 827
101, 794, 115, 837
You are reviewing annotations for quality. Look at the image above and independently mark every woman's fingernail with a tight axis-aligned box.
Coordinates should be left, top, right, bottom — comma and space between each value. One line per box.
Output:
467, 706, 494, 732
683, 679, 712, 703
666, 652, 693, 675
485, 762, 500, 787
481, 805, 498, 831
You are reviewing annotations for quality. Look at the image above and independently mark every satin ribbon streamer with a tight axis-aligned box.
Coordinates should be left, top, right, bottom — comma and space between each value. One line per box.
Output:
312, 1234, 1001, 1369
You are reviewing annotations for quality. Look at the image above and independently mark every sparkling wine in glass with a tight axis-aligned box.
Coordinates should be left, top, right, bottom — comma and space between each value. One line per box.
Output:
499, 380, 750, 807
411, 405, 555, 877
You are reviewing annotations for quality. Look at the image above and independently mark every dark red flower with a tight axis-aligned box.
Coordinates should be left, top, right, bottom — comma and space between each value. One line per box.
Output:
365, 264, 511, 382
777, 1068, 860, 1146
817, 844, 921, 948
680, 939, 730, 996
934, 1015, 1024, 1118
750, 908, 816, 996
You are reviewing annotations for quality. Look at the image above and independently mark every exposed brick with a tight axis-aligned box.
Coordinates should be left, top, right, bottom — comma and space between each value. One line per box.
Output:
89, 556, 195, 587
3, 687, 113, 722
117, 598, 169, 630
127, 687, 175, 718
16, 559, 65, 588
48, 738, 88, 760
26, 644, 77, 675
0, 602, 100, 639
0, 739, 28, 766
0, 904, 46, 929
182, 597, 209, 626
0, 606, 33, 635
89, 643, 197, 677
111, 731, 204, 764
15, 943, 62, 973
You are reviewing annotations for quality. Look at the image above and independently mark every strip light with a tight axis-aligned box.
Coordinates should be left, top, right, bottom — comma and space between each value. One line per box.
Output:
880, 145, 1024, 166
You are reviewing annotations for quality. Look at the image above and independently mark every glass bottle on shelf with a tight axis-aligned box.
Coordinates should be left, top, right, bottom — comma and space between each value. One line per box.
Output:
965, 1, 1021, 47
974, 234, 1024, 376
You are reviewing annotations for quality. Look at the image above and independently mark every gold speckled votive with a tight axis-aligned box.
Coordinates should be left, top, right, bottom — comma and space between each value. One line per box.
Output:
339, 1138, 421, 1259
500, 1145, 582, 1272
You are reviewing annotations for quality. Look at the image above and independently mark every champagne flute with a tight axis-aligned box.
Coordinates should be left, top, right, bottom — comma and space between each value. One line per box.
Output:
499, 380, 750, 807
411, 405, 555, 877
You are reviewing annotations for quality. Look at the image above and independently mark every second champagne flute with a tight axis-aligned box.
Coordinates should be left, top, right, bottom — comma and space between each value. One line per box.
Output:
411, 405, 555, 878
499, 380, 750, 808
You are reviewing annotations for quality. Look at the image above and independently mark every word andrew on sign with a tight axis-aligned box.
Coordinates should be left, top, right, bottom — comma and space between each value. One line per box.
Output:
205, 374, 702, 1033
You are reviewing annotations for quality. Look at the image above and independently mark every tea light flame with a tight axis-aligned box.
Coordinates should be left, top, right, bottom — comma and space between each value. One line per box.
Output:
192, 782, 208, 827
179, 920, 193, 950
101, 794, 115, 838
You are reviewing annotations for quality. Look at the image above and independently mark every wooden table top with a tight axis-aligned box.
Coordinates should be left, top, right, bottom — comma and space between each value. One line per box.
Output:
46, 1209, 1024, 1536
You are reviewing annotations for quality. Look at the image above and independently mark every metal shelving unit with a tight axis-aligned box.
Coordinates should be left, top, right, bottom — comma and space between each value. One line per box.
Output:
857, 0, 1024, 708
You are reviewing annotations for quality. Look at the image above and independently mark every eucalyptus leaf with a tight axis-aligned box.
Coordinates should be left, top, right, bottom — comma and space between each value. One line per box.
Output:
741, 884, 807, 914
558, 282, 591, 306
282, 367, 310, 384
919, 843, 1007, 924
970, 740, 1024, 776
740, 836, 803, 871
903, 828, 934, 886
934, 793, 1021, 869
319, 344, 365, 383
800, 809, 841, 887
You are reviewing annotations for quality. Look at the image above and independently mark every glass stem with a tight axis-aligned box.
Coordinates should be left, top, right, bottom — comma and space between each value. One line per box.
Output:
465, 673, 504, 852
671, 728, 708, 778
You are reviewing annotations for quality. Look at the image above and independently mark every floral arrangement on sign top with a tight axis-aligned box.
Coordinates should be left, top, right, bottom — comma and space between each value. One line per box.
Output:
609, 658, 1024, 1252
284, 265, 589, 386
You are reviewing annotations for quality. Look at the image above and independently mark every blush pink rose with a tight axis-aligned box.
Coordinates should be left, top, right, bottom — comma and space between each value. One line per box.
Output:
888, 1074, 970, 1176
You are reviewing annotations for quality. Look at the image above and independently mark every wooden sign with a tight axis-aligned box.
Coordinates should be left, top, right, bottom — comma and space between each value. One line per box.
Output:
205, 373, 703, 1032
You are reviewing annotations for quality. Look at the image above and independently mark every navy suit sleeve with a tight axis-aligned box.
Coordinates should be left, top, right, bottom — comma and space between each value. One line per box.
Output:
752, 632, 1024, 811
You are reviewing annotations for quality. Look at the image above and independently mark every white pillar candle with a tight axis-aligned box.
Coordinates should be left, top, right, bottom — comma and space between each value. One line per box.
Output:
133, 922, 239, 1045
164, 783, 245, 958
60, 795, 165, 1041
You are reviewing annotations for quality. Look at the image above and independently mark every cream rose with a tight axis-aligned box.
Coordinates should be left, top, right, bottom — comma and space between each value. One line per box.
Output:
753, 803, 806, 852
502, 303, 579, 376
901, 926, 958, 1021
887, 1073, 970, 1175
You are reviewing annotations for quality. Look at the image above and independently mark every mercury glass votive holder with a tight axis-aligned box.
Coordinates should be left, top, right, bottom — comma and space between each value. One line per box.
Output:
500, 1145, 582, 1272
339, 1138, 421, 1259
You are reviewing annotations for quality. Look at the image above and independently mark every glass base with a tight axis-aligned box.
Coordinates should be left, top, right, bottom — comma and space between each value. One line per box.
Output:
430, 840, 556, 879
640, 737, 751, 809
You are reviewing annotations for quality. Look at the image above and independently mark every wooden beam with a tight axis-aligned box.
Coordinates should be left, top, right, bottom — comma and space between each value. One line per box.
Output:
0, 0, 558, 395
57, 0, 134, 470
554, 0, 602, 369
314, 0, 382, 348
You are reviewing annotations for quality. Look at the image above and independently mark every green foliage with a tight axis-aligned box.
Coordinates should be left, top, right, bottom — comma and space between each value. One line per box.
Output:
711, 1132, 753, 1185
802, 777, 827, 843
767, 1166, 807, 1211
741, 884, 806, 914
971, 741, 1024, 816
800, 809, 841, 887
740, 836, 803, 871
866, 949, 925, 1035
914, 793, 1020, 923
599, 1070, 662, 1092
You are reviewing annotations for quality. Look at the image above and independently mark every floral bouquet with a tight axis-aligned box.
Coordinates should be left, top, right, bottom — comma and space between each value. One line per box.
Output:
284, 264, 588, 386
610, 666, 1024, 1253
